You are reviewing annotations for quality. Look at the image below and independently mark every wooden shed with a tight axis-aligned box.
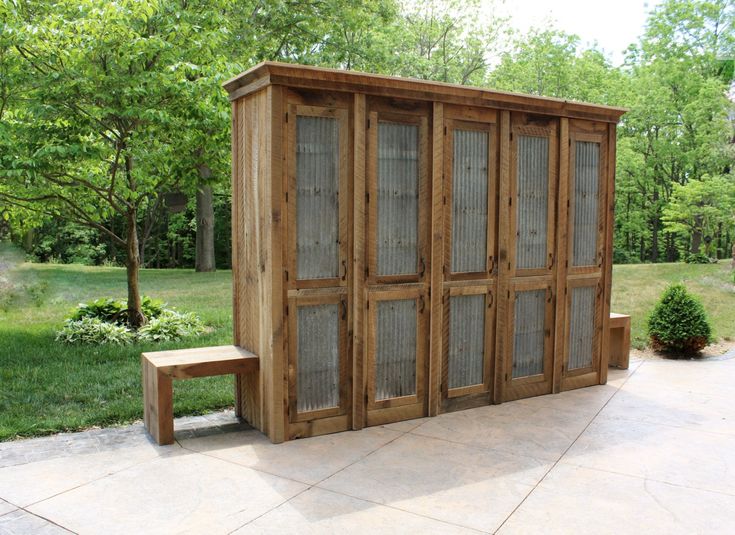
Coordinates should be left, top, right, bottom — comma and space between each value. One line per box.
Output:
223, 62, 626, 443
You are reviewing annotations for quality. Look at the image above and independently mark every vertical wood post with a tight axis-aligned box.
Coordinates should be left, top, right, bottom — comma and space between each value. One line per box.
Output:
552, 118, 570, 393
429, 102, 444, 416
493, 110, 511, 404
352, 93, 367, 430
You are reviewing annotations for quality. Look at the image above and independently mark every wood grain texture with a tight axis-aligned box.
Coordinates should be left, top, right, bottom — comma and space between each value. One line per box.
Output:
493, 110, 511, 405
552, 118, 570, 394
429, 101, 444, 416
223, 62, 627, 123
599, 123, 617, 384
352, 93, 367, 430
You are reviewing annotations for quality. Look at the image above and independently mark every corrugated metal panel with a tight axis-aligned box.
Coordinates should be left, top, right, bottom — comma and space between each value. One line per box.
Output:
375, 299, 417, 400
296, 303, 340, 413
448, 294, 485, 389
296, 116, 340, 280
568, 286, 595, 370
451, 130, 489, 273
377, 122, 419, 276
512, 289, 546, 378
516, 135, 549, 270
572, 141, 600, 267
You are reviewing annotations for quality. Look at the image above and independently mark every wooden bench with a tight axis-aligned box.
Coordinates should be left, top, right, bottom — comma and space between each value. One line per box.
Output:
142, 345, 259, 445
608, 313, 631, 369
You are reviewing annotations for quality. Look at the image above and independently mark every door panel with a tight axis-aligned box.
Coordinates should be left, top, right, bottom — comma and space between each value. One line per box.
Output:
288, 293, 349, 424
367, 288, 428, 425
439, 108, 497, 412
568, 129, 607, 276
367, 106, 430, 285
509, 118, 558, 278
287, 104, 349, 288
451, 129, 489, 273
504, 280, 554, 401
561, 276, 603, 390
377, 122, 420, 276
441, 286, 495, 406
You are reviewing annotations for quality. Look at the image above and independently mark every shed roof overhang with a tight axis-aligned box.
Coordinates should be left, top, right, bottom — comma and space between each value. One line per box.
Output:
223, 61, 627, 124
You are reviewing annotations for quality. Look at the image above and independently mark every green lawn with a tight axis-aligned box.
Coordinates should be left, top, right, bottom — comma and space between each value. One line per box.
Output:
2, 240, 735, 441
0, 244, 234, 441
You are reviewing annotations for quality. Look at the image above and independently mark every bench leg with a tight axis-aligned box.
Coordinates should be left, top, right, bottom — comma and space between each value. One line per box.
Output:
143, 358, 174, 445
234, 374, 243, 418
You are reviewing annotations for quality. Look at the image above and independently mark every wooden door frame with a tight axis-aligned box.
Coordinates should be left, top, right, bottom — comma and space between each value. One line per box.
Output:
503, 278, 555, 401
365, 101, 431, 286
567, 129, 608, 277
442, 116, 498, 282
508, 116, 558, 278
285, 102, 350, 290
365, 286, 429, 426
560, 275, 603, 391
440, 284, 495, 412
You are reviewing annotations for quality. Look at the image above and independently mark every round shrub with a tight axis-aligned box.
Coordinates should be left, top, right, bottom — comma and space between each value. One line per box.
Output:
647, 283, 712, 354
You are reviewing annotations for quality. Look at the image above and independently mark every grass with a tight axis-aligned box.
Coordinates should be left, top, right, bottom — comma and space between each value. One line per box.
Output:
0, 243, 234, 441
2, 240, 735, 441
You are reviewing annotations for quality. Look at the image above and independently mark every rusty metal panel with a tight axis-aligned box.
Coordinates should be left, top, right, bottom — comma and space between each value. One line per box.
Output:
512, 289, 546, 378
516, 135, 549, 270
375, 299, 417, 400
448, 294, 485, 389
297, 303, 340, 412
452, 130, 489, 273
572, 141, 600, 267
377, 122, 419, 276
568, 286, 595, 370
296, 115, 340, 280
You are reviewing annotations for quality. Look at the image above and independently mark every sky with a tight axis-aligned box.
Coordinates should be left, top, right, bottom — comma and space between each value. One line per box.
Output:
488, 0, 663, 66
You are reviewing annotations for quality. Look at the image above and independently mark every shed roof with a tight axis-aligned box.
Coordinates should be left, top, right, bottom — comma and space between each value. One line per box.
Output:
223, 61, 627, 123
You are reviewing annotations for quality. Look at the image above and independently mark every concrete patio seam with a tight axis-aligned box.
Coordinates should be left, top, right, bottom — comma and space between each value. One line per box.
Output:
2, 504, 79, 534
407, 425, 595, 464
554, 461, 735, 498
19, 446, 186, 510
176, 444, 318, 487
307, 485, 494, 534
492, 362, 644, 534
586, 412, 735, 438
224, 427, 414, 534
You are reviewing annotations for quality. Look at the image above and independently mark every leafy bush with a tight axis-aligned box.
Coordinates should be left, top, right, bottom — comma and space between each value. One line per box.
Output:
647, 283, 712, 354
55, 317, 134, 345
685, 252, 713, 264
70, 296, 165, 324
138, 311, 206, 342
59, 298, 205, 345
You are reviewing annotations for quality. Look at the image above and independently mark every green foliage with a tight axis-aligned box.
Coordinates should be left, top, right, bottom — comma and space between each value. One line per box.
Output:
60, 298, 203, 344
70, 295, 166, 324
55, 317, 135, 346
137, 311, 206, 342
647, 283, 712, 353
685, 253, 713, 264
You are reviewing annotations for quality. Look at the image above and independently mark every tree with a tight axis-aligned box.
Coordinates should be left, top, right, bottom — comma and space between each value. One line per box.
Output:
0, 0, 232, 326
617, 0, 734, 262
663, 174, 735, 255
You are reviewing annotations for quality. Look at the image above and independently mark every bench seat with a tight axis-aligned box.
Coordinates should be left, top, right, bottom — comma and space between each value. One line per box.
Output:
142, 345, 259, 445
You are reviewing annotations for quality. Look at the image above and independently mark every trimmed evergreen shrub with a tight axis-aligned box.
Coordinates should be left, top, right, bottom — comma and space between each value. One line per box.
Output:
647, 283, 712, 354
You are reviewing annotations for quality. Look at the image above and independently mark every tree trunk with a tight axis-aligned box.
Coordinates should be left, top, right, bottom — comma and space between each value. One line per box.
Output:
125, 210, 144, 328
650, 189, 659, 262
195, 173, 216, 272
690, 215, 703, 255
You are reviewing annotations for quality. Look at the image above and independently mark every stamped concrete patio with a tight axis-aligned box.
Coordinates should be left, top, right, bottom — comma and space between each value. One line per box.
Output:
2, 355, 735, 534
